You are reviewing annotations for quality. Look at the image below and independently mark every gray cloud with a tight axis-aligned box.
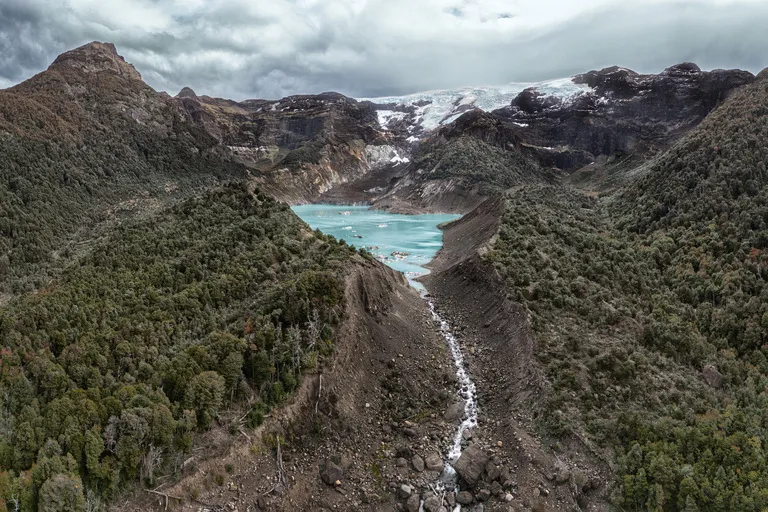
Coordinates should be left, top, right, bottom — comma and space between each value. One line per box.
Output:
0, 0, 766, 100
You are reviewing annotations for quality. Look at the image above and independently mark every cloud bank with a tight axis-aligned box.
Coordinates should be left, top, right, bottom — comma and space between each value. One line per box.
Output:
0, 0, 766, 99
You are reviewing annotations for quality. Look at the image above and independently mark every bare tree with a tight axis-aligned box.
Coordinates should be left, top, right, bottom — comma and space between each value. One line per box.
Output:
140, 444, 163, 484
305, 307, 322, 352
103, 415, 120, 453
85, 488, 101, 512
288, 325, 303, 378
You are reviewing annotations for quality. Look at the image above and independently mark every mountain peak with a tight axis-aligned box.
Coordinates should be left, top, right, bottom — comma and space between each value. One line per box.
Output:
177, 87, 198, 99
49, 41, 142, 81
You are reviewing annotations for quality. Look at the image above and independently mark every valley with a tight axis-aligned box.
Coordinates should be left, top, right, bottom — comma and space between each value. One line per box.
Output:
1, 40, 768, 512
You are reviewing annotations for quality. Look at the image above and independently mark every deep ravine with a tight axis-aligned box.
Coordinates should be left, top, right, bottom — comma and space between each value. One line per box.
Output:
291, 204, 480, 509
421, 295, 480, 511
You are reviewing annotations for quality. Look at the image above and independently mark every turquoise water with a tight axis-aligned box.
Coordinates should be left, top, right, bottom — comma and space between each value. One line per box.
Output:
292, 205, 460, 289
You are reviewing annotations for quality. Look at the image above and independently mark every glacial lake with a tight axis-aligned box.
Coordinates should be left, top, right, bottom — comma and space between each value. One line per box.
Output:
291, 205, 461, 290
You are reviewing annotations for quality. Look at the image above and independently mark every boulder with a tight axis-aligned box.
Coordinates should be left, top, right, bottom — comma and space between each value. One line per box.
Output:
425, 453, 444, 471
398, 484, 413, 499
453, 445, 489, 487
320, 460, 343, 485
406, 494, 420, 512
457, 491, 474, 505
477, 489, 491, 502
444, 402, 465, 422
423, 495, 442, 512
703, 365, 723, 388
412, 454, 425, 472
485, 461, 500, 481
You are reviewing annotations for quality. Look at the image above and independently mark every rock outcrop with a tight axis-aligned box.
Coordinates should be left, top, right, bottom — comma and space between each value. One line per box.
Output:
494, 63, 755, 161
49, 41, 143, 81
174, 89, 399, 203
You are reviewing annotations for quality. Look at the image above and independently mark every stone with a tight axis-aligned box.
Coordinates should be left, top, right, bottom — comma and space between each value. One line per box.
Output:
485, 461, 501, 481
397, 457, 408, 467
412, 454, 425, 472
424, 496, 442, 512
454, 444, 489, 487
490, 481, 503, 496
444, 402, 465, 422
406, 494, 420, 512
462, 429, 473, 440
504, 493, 513, 502
456, 491, 474, 505
555, 468, 571, 485
477, 489, 491, 502
703, 365, 724, 388
398, 484, 413, 499
320, 460, 343, 485
425, 452, 444, 471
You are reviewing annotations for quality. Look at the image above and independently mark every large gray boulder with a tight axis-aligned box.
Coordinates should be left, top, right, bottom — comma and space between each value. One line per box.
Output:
453, 444, 489, 487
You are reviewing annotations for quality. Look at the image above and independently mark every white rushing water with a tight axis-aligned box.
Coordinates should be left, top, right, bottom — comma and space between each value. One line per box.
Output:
424, 296, 479, 512
427, 300, 478, 464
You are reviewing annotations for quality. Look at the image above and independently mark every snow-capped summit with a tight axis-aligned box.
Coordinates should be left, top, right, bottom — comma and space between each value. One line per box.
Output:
359, 77, 590, 135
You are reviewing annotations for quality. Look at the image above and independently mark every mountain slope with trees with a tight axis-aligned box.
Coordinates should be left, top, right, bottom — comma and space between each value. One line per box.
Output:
480, 72, 768, 510
0, 184, 357, 509
0, 42, 247, 297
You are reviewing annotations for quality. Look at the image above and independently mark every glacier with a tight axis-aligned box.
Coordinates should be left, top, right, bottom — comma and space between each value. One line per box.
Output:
359, 77, 591, 132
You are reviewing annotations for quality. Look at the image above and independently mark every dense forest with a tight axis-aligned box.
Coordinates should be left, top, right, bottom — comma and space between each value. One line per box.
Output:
488, 77, 768, 510
0, 61, 246, 296
0, 185, 357, 510
412, 111, 547, 193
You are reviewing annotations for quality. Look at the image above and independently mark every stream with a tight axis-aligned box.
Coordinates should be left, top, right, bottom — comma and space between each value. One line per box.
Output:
292, 205, 479, 508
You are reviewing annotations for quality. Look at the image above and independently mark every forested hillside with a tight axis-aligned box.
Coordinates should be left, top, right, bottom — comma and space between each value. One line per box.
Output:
486, 74, 768, 510
411, 111, 547, 193
0, 43, 246, 296
0, 184, 356, 509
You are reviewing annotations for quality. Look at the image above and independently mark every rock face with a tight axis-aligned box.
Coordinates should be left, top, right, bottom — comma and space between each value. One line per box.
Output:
453, 444, 489, 487
50, 41, 142, 81
175, 89, 393, 203
494, 63, 754, 161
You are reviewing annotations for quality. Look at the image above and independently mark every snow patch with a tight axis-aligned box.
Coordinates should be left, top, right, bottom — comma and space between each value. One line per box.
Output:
365, 144, 409, 168
375, 110, 406, 130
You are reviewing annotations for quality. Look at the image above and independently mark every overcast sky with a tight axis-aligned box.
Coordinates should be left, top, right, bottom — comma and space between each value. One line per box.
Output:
1, 0, 767, 99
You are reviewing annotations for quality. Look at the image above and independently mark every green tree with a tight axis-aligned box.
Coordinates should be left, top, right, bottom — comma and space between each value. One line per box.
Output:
184, 371, 225, 429
38, 474, 85, 512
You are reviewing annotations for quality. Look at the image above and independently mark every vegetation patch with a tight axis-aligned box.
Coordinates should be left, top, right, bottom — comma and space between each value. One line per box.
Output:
0, 184, 356, 510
